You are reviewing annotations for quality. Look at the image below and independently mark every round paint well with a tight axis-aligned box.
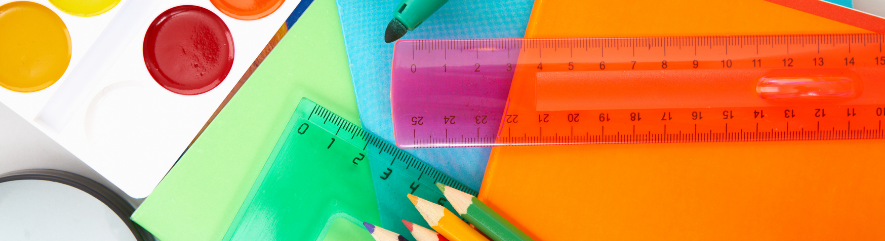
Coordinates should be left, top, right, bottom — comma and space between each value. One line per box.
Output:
0, 1, 71, 93
49, 0, 120, 17
143, 5, 234, 95
210, 0, 284, 20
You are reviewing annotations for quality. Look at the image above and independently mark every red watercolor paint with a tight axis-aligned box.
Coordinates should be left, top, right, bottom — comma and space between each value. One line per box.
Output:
143, 5, 234, 95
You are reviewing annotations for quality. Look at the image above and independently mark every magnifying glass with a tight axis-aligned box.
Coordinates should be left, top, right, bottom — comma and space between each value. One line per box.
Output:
0, 169, 153, 241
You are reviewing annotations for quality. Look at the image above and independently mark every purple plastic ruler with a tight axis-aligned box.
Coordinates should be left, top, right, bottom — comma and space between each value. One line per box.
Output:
391, 40, 516, 148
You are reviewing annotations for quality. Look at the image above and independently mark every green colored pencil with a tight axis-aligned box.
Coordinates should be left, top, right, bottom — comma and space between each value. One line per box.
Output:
436, 183, 534, 241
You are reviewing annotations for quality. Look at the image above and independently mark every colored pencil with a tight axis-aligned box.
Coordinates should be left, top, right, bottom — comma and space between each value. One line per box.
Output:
407, 194, 489, 241
363, 222, 409, 241
403, 219, 449, 241
437, 183, 534, 241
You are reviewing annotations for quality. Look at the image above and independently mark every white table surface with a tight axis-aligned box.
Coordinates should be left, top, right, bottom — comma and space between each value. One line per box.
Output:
0, 101, 142, 206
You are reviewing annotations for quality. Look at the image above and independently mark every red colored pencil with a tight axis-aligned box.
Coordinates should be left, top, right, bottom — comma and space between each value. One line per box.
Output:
403, 219, 449, 241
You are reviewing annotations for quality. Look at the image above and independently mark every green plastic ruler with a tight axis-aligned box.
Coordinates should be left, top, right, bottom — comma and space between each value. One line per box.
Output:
223, 113, 379, 240
224, 98, 477, 240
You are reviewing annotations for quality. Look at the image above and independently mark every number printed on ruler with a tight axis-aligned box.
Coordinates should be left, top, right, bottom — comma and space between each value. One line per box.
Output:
294, 99, 476, 238
498, 106, 885, 144
390, 35, 885, 147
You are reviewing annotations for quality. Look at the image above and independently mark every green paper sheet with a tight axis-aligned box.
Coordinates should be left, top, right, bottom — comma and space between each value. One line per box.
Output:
130, 0, 365, 239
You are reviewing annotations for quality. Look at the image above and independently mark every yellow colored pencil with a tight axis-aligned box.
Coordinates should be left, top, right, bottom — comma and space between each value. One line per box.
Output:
407, 194, 489, 241
437, 183, 533, 241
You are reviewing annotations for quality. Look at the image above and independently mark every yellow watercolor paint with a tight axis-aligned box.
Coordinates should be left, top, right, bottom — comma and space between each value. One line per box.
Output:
0, 1, 71, 93
49, 0, 120, 17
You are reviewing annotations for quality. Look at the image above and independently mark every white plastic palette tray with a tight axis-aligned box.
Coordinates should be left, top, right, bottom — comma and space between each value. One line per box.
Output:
0, 0, 301, 198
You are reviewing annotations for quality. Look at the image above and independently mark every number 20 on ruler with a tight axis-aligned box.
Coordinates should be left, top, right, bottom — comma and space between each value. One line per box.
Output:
390, 35, 885, 147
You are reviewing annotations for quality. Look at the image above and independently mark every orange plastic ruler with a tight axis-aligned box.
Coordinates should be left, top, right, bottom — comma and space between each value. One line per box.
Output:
390, 34, 885, 147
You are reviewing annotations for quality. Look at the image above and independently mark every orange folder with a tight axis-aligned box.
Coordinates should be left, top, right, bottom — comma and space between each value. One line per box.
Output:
478, 1, 885, 240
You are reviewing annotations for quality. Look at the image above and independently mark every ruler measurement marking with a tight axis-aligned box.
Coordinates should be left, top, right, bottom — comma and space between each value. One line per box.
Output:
396, 36, 885, 147
300, 99, 476, 236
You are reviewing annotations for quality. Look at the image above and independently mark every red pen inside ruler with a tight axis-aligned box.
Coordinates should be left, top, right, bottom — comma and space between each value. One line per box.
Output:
390, 35, 885, 148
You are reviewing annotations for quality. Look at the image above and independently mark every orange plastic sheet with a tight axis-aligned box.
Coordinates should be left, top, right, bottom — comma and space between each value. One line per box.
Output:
478, 0, 885, 240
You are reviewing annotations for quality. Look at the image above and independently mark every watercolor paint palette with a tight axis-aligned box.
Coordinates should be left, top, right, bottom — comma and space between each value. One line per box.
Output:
0, 0, 126, 118
0, 0, 301, 198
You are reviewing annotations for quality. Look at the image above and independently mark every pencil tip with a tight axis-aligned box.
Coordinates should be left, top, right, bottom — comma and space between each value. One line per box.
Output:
402, 220, 414, 231
363, 222, 375, 233
435, 182, 446, 192
407, 193, 418, 205
384, 19, 407, 43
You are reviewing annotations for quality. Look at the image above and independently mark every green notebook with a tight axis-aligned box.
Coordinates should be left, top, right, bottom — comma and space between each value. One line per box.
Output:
129, 0, 372, 240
